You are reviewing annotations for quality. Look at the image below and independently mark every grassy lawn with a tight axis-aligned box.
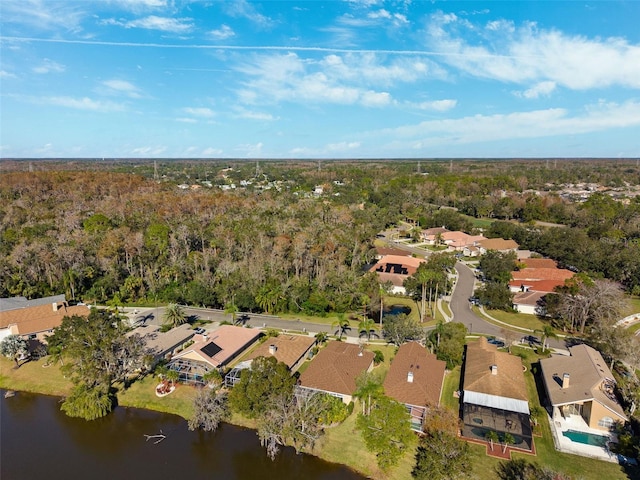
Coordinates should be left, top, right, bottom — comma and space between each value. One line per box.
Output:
313, 400, 417, 480
441, 365, 461, 412
116, 375, 197, 419
625, 296, 640, 316
476, 307, 549, 333
0, 356, 72, 397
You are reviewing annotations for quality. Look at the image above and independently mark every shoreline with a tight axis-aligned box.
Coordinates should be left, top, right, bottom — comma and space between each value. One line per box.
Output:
0, 362, 385, 479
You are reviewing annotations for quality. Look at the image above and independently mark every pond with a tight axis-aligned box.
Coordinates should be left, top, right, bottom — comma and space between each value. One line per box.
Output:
383, 304, 412, 317
0, 390, 365, 480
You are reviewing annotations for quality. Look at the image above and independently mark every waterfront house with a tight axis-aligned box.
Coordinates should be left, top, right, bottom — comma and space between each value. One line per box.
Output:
0, 298, 90, 346
383, 342, 446, 431
298, 341, 374, 404
168, 325, 262, 385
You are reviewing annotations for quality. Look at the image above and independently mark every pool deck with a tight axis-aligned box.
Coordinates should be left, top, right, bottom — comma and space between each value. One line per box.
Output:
548, 411, 618, 462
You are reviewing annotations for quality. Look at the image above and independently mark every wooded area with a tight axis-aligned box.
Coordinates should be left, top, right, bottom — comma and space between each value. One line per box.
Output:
1, 159, 639, 315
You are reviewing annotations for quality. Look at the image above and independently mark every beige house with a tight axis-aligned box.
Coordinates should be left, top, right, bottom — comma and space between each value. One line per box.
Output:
244, 334, 316, 372
477, 238, 519, 253
298, 341, 374, 404
0, 300, 90, 344
540, 344, 628, 431
383, 342, 446, 431
168, 325, 262, 385
462, 337, 532, 451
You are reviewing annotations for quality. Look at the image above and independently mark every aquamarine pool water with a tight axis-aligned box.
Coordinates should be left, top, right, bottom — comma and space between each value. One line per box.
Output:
562, 429, 609, 447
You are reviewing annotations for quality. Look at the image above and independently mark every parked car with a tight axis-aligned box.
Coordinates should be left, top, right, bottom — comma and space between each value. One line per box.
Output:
487, 337, 506, 348
194, 327, 206, 335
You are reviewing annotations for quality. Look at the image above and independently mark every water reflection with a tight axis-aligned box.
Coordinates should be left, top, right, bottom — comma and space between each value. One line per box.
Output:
1, 390, 364, 480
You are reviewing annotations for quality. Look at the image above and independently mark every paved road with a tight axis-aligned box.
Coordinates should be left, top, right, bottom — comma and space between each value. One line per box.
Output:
451, 262, 502, 337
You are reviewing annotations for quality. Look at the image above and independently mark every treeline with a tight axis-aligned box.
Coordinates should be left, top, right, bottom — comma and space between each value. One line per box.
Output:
1, 160, 639, 311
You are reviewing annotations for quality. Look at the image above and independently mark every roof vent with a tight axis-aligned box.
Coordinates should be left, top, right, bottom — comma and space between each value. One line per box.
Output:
562, 373, 570, 389
491, 365, 498, 375
407, 371, 414, 383
269, 344, 277, 355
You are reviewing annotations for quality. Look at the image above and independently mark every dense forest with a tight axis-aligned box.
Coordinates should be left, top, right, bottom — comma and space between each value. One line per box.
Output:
1, 159, 639, 313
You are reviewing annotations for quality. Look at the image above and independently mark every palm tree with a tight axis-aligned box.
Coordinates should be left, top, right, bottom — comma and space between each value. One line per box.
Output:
534, 324, 558, 351
359, 318, 376, 340
314, 332, 328, 345
331, 314, 351, 339
224, 301, 239, 324
166, 369, 179, 386
163, 303, 187, 328
502, 432, 515, 453
485, 430, 499, 451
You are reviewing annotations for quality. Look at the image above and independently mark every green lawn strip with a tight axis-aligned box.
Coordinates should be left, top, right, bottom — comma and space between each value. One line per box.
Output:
0, 357, 72, 397
115, 375, 197, 419
474, 307, 547, 332
314, 400, 417, 480
441, 365, 461, 411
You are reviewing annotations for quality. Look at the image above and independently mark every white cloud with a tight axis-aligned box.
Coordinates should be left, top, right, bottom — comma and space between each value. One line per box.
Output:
202, 147, 223, 156
326, 141, 361, 151
515, 81, 557, 99
209, 25, 235, 40
113, 0, 167, 9
42, 96, 126, 112
1, 0, 85, 33
234, 109, 276, 121
235, 142, 264, 157
175, 117, 197, 123
101, 79, 143, 98
235, 52, 440, 108
412, 99, 458, 111
377, 100, 640, 148
32, 59, 65, 74
361, 90, 391, 107
426, 12, 640, 90
0, 70, 18, 79
131, 145, 167, 156
223, 0, 272, 28
101, 15, 193, 33
183, 107, 215, 117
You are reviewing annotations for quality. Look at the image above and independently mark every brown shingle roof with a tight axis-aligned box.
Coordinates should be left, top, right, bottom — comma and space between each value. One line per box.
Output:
519, 258, 558, 269
375, 247, 411, 257
478, 238, 519, 251
245, 334, 316, 369
299, 341, 374, 396
512, 291, 546, 306
383, 342, 446, 407
463, 337, 528, 401
540, 344, 627, 420
0, 303, 90, 336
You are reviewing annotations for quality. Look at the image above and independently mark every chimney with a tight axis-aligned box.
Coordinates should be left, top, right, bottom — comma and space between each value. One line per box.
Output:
52, 302, 59, 312
268, 344, 277, 355
407, 371, 414, 383
491, 365, 498, 375
562, 373, 570, 389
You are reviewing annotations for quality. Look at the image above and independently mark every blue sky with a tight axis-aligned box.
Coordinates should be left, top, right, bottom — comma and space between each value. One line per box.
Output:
1, 0, 639, 159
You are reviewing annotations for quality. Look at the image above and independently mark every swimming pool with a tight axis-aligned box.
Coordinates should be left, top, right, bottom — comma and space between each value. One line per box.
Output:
562, 429, 609, 447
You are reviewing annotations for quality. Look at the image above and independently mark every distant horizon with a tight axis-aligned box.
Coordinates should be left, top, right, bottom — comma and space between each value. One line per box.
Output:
1, 1, 639, 159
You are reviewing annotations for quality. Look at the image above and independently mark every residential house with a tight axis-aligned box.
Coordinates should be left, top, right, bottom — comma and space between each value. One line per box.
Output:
511, 291, 547, 315
128, 323, 195, 366
369, 254, 426, 294
225, 334, 317, 387
298, 341, 374, 404
440, 231, 487, 252
540, 344, 628, 432
0, 299, 90, 346
420, 227, 449, 245
244, 334, 316, 372
383, 342, 446, 431
168, 325, 262, 385
477, 238, 519, 254
374, 246, 412, 259
462, 337, 532, 451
